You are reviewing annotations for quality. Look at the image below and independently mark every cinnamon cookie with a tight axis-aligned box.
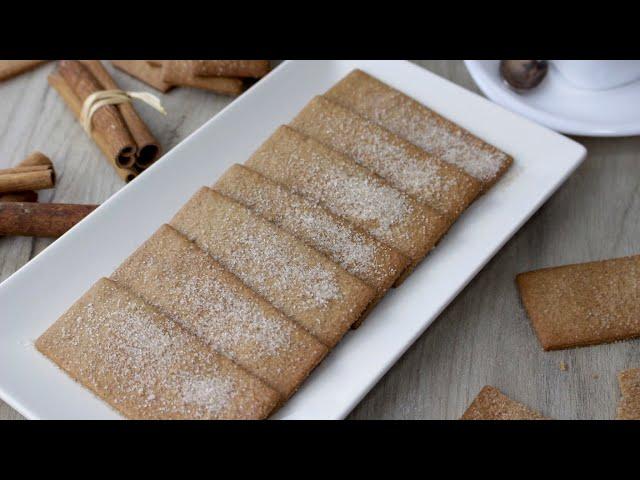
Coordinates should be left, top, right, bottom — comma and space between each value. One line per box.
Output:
35, 278, 279, 419
325, 70, 512, 190
171, 188, 376, 347
111, 224, 327, 399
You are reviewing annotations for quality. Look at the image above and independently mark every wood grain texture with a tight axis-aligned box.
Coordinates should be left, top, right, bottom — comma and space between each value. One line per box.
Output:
1, 60, 639, 420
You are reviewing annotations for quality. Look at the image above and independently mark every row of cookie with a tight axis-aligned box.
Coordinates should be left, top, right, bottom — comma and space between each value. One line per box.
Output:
36, 70, 513, 418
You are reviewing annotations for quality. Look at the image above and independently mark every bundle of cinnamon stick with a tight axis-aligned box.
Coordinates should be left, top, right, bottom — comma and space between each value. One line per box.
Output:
0, 152, 54, 201
49, 60, 162, 182
0, 151, 96, 237
112, 60, 271, 96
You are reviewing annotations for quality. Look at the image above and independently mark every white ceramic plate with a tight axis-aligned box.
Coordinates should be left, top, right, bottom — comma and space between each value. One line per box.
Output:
465, 60, 640, 137
0, 60, 586, 420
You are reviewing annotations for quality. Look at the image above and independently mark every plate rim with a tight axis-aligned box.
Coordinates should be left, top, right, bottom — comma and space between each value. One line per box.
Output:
465, 59, 640, 137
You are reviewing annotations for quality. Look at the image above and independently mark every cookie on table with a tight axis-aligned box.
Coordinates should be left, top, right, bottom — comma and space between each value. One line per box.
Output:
171, 188, 376, 347
35, 278, 279, 420
188, 60, 271, 78
245, 126, 449, 278
111, 60, 174, 93
516, 254, 640, 351
616, 368, 640, 420
160, 61, 244, 96
325, 69, 513, 191
213, 164, 409, 305
461, 386, 548, 420
111, 224, 327, 399
0, 60, 47, 82
289, 96, 482, 221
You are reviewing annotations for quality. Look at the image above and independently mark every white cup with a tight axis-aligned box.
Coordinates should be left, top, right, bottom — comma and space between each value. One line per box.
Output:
552, 60, 640, 90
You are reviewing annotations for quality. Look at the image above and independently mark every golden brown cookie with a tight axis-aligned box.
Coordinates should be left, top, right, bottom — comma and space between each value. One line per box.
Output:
188, 60, 270, 78
325, 69, 513, 191
111, 224, 327, 399
289, 96, 481, 220
245, 126, 449, 274
461, 386, 548, 420
213, 164, 409, 303
111, 60, 174, 93
616, 368, 640, 420
171, 188, 376, 347
35, 278, 279, 419
161, 60, 244, 95
0, 60, 47, 82
516, 255, 640, 351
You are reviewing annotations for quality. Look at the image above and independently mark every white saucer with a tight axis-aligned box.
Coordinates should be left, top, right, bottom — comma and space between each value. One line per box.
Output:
465, 60, 640, 137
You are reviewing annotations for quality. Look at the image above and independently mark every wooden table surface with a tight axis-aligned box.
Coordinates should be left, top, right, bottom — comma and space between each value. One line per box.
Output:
1, 60, 638, 420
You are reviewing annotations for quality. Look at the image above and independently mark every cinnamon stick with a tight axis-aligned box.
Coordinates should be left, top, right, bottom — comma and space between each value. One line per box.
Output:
112, 60, 174, 93
56, 60, 137, 169
0, 164, 52, 175
81, 60, 162, 168
190, 60, 270, 78
48, 71, 137, 182
0, 169, 54, 193
0, 60, 48, 82
161, 61, 244, 95
0, 152, 51, 203
0, 202, 97, 237
19, 151, 53, 168
0, 191, 38, 203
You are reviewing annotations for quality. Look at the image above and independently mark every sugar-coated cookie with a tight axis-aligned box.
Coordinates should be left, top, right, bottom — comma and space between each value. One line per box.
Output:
245, 126, 449, 276
171, 188, 376, 347
616, 368, 640, 420
213, 164, 409, 300
325, 69, 512, 190
461, 386, 548, 420
111, 224, 327, 399
35, 278, 279, 419
290, 96, 481, 220
517, 255, 640, 350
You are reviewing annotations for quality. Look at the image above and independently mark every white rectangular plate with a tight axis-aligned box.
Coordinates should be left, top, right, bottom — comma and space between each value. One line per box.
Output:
0, 61, 586, 420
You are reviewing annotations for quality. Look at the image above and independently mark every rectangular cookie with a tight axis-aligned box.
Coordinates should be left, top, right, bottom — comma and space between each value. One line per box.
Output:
111, 224, 327, 399
245, 126, 449, 271
516, 255, 640, 351
161, 60, 244, 95
111, 60, 174, 93
289, 96, 482, 220
212, 164, 409, 302
35, 278, 279, 420
0, 60, 47, 81
170, 188, 376, 347
325, 69, 513, 190
617, 368, 640, 420
461, 386, 547, 420
180, 60, 270, 78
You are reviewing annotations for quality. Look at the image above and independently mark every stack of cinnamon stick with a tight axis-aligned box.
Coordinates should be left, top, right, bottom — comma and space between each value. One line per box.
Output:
0, 152, 96, 237
0, 152, 54, 202
49, 60, 162, 182
112, 60, 271, 96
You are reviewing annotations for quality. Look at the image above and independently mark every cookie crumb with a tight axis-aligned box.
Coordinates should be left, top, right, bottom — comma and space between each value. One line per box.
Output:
559, 361, 568, 371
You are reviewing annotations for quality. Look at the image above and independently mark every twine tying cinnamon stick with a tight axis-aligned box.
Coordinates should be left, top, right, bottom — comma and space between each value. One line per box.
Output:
80, 89, 166, 134
80, 61, 163, 169
51, 61, 165, 180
